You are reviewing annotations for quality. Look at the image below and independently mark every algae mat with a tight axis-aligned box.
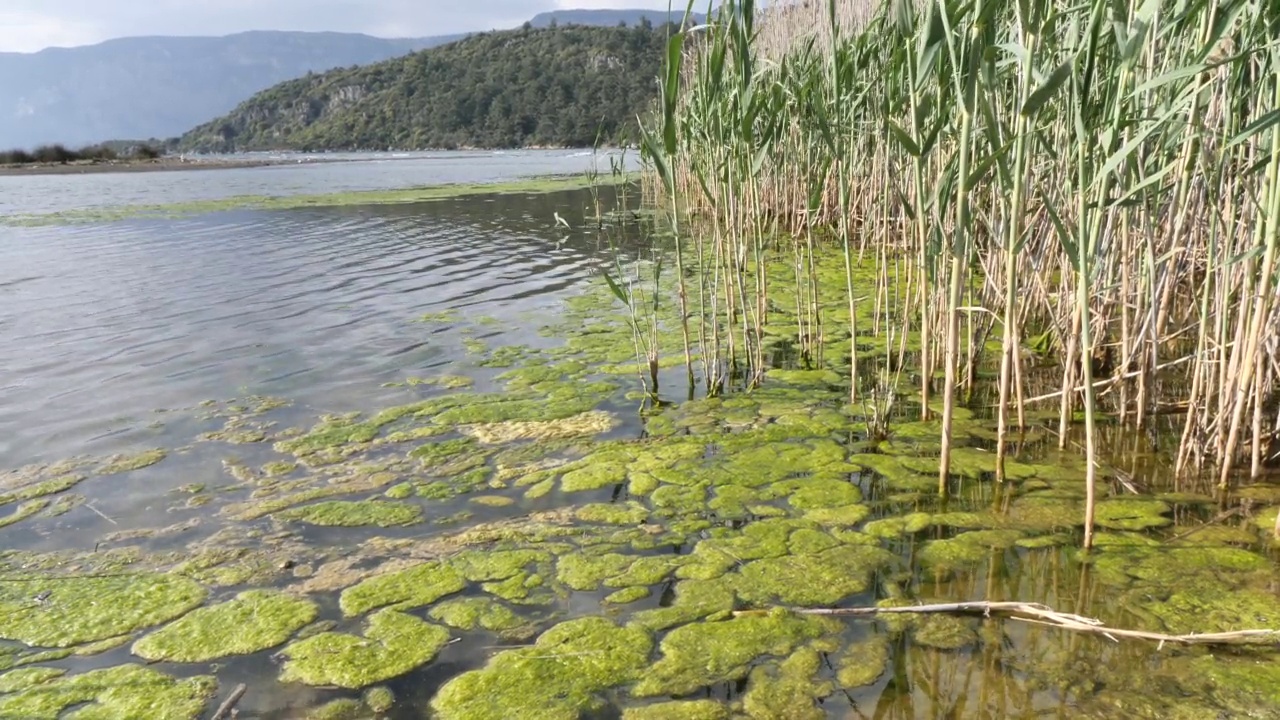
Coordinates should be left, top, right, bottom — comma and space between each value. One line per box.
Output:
1, 256, 1279, 720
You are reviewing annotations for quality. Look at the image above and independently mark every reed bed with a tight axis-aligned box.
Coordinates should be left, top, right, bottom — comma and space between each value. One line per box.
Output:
624, 0, 1280, 547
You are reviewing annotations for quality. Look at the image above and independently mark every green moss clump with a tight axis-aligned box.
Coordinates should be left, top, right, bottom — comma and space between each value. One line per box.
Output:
918, 530, 1024, 572
0, 573, 207, 647
384, 483, 413, 499
278, 500, 423, 527
780, 478, 862, 510
576, 502, 650, 525
863, 513, 933, 538
305, 699, 366, 720
561, 462, 628, 492
736, 545, 895, 606
629, 578, 738, 631
1094, 499, 1172, 531
99, 449, 166, 474
0, 500, 48, 529
339, 561, 466, 616
605, 586, 651, 604
622, 700, 730, 720
556, 552, 634, 591
428, 597, 524, 633
836, 636, 889, 687
364, 686, 395, 713
431, 617, 652, 720
450, 549, 547, 582
132, 590, 317, 662
742, 647, 831, 720
634, 612, 826, 697
605, 556, 682, 588
0, 664, 216, 719
280, 610, 450, 689
803, 504, 870, 527
912, 615, 977, 649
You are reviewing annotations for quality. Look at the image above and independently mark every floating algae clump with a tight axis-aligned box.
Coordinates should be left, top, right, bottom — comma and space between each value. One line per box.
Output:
742, 647, 832, 720
98, 449, 166, 474
0, 664, 216, 719
0, 500, 49, 529
0, 573, 207, 647
623, 700, 730, 720
633, 612, 828, 697
280, 610, 450, 689
340, 561, 466, 616
576, 501, 650, 525
462, 410, 617, 444
278, 500, 423, 527
836, 636, 889, 687
132, 590, 317, 662
450, 549, 548, 582
629, 579, 738, 631
431, 617, 652, 720
919, 530, 1025, 572
556, 552, 634, 591
735, 545, 895, 606
1094, 499, 1172, 531
428, 597, 524, 633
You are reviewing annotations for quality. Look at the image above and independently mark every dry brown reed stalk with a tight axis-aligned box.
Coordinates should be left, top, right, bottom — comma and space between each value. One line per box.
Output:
735, 601, 1280, 647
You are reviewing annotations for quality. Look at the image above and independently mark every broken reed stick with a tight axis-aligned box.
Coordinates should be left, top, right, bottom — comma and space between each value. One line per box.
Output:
211, 683, 247, 720
733, 601, 1280, 647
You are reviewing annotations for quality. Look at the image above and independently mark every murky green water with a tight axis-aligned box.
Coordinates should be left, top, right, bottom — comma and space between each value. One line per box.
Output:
2, 159, 1279, 720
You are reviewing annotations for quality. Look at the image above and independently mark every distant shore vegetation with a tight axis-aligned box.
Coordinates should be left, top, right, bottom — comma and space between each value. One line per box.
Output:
0, 142, 166, 166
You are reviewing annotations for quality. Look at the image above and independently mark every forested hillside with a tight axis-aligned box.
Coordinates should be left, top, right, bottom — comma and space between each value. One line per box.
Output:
179, 23, 673, 152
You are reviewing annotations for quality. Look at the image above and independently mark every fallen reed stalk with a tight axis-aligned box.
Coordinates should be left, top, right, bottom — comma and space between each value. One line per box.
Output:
734, 601, 1280, 647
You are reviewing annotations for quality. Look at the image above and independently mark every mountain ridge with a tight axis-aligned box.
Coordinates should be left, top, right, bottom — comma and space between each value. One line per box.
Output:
0, 8, 703, 148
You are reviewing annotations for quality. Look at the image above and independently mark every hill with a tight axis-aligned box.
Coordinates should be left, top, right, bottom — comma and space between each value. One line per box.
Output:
178, 24, 673, 153
529, 9, 707, 27
0, 32, 463, 148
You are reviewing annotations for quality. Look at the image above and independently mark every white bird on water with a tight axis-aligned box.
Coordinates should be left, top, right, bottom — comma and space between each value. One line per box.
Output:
553, 211, 570, 229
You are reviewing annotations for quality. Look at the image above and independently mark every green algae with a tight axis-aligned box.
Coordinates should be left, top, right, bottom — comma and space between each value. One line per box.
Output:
778, 477, 862, 510
742, 646, 832, 720
1094, 499, 1173, 530
463, 410, 617, 444
736, 545, 894, 606
606, 586, 651, 604
630, 578, 738, 632
7, 175, 611, 227
863, 512, 933, 538
0, 573, 207, 647
561, 461, 629, 492
556, 552, 634, 591
340, 561, 466, 616
634, 612, 828, 697
836, 636, 889, 687
576, 501, 650, 525
919, 530, 1025, 572
622, 700, 730, 720
281, 610, 450, 689
0, 664, 216, 719
305, 699, 368, 720
364, 686, 395, 713
431, 617, 652, 720
0, 500, 48, 528
278, 500, 423, 527
98, 449, 166, 474
131, 590, 316, 662
450, 549, 547, 582
912, 615, 978, 649
803, 504, 870, 527
0, 475, 84, 506
428, 597, 524, 633
383, 482, 413, 499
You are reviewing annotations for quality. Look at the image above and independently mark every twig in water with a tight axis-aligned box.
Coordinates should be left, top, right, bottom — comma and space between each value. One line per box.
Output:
211, 683, 247, 720
84, 502, 118, 525
734, 601, 1280, 646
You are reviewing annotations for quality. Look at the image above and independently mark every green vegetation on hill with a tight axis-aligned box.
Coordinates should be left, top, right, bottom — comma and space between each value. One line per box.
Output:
179, 24, 673, 152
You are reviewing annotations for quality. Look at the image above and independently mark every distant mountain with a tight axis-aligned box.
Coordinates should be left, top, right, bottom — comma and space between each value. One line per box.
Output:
529, 9, 708, 28
179, 24, 672, 153
0, 8, 698, 149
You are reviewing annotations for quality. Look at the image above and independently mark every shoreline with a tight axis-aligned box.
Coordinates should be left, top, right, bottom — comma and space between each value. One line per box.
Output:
0, 157, 341, 177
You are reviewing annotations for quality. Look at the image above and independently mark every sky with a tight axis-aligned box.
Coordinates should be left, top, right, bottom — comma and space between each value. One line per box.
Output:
0, 0, 689, 53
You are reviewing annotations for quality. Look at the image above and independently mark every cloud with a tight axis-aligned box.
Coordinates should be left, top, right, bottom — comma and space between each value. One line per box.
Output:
0, 0, 682, 53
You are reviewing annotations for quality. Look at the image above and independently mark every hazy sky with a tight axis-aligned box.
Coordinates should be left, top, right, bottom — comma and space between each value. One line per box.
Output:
0, 0, 690, 53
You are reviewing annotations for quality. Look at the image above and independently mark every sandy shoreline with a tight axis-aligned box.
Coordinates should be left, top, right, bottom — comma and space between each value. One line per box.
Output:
0, 157, 345, 177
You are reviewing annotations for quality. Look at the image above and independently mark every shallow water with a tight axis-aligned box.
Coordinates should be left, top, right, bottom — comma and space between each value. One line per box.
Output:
1, 160, 1279, 720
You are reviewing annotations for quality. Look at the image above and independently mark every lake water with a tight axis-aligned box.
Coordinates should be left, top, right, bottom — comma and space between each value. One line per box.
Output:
1, 150, 1277, 720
